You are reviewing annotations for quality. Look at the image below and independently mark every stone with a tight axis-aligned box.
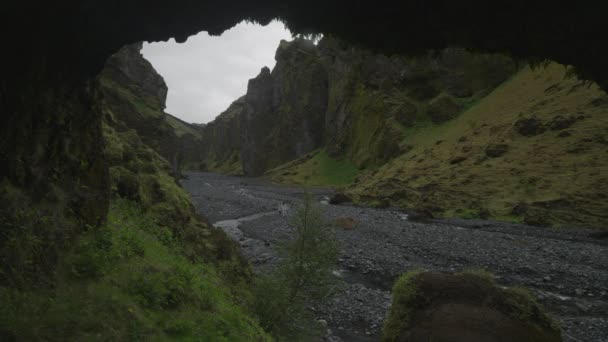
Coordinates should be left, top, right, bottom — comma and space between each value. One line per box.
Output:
514, 117, 546, 136
485, 143, 509, 158
450, 156, 467, 164
549, 115, 578, 130
383, 272, 562, 342
330, 192, 352, 205
391, 101, 418, 127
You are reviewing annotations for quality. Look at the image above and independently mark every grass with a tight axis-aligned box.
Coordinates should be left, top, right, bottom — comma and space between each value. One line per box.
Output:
0, 199, 270, 341
267, 149, 359, 186
164, 113, 202, 138
349, 63, 608, 228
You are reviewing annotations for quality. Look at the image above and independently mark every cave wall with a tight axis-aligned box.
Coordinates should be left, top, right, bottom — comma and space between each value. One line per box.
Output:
1, 0, 607, 284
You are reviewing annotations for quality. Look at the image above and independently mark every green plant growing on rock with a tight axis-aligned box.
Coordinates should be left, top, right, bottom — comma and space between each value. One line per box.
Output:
253, 192, 339, 340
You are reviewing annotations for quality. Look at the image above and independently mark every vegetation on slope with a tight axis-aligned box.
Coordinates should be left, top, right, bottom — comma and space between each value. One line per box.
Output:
348, 63, 608, 228
0, 46, 269, 340
0, 199, 270, 341
199, 97, 245, 175
99, 44, 205, 174
267, 149, 359, 187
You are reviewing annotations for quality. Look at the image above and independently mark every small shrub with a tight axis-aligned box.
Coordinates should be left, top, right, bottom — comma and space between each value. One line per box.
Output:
253, 192, 338, 339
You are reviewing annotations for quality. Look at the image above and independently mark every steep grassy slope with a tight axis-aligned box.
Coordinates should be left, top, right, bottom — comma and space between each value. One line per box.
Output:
99, 43, 205, 174
347, 64, 608, 228
267, 149, 359, 186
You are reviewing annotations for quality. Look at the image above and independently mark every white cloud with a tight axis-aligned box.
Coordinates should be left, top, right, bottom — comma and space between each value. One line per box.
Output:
142, 20, 292, 124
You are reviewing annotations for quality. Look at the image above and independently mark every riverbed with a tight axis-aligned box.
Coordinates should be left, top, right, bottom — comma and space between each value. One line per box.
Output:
182, 172, 608, 342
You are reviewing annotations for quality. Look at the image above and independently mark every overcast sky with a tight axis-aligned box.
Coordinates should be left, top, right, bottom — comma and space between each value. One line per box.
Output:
142, 20, 292, 124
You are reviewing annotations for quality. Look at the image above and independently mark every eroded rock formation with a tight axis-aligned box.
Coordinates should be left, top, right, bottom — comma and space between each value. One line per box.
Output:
200, 37, 514, 175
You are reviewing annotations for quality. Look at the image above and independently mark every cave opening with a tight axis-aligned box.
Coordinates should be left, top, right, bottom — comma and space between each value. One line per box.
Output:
141, 19, 292, 124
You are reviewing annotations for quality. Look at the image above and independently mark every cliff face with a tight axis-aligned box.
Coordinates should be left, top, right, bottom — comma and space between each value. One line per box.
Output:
201, 37, 514, 176
240, 39, 329, 176
201, 38, 608, 229
198, 97, 244, 174
99, 43, 205, 174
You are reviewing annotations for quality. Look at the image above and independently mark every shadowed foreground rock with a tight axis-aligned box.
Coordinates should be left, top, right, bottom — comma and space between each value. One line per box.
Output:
383, 271, 562, 342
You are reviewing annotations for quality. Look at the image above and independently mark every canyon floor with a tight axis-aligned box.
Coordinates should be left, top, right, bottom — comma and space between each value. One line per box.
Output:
182, 172, 608, 342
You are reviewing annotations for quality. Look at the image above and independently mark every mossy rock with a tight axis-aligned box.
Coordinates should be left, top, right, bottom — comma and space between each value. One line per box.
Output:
391, 101, 418, 127
383, 271, 561, 342
427, 94, 463, 124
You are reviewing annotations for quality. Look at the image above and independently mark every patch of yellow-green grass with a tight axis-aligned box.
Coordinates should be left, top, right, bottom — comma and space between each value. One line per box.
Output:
165, 114, 202, 138
349, 63, 608, 228
268, 149, 359, 187
205, 150, 244, 176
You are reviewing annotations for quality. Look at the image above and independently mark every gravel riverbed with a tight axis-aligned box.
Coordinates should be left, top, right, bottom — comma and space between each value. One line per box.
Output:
182, 172, 608, 342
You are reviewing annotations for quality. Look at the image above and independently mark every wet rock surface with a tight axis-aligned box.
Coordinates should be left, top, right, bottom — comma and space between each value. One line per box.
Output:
182, 172, 608, 342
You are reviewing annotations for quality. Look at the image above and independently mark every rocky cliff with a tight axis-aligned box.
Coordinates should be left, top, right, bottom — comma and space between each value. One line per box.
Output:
200, 37, 514, 177
99, 43, 205, 173
201, 38, 608, 229
198, 97, 244, 175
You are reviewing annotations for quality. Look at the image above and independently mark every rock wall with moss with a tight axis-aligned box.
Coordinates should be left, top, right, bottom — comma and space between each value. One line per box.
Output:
99, 43, 206, 174
198, 97, 245, 175
200, 37, 515, 177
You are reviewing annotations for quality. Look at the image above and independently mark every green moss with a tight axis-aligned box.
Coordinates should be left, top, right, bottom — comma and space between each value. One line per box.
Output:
451, 208, 482, 219
383, 271, 561, 342
459, 268, 496, 284
267, 149, 359, 186
0, 199, 270, 341
382, 270, 424, 341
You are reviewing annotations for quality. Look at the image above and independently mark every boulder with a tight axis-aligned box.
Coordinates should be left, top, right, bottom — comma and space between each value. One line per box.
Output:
427, 94, 463, 124
329, 192, 352, 205
548, 115, 577, 130
514, 117, 546, 136
383, 271, 562, 342
485, 143, 509, 158
391, 101, 418, 127
450, 156, 467, 164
